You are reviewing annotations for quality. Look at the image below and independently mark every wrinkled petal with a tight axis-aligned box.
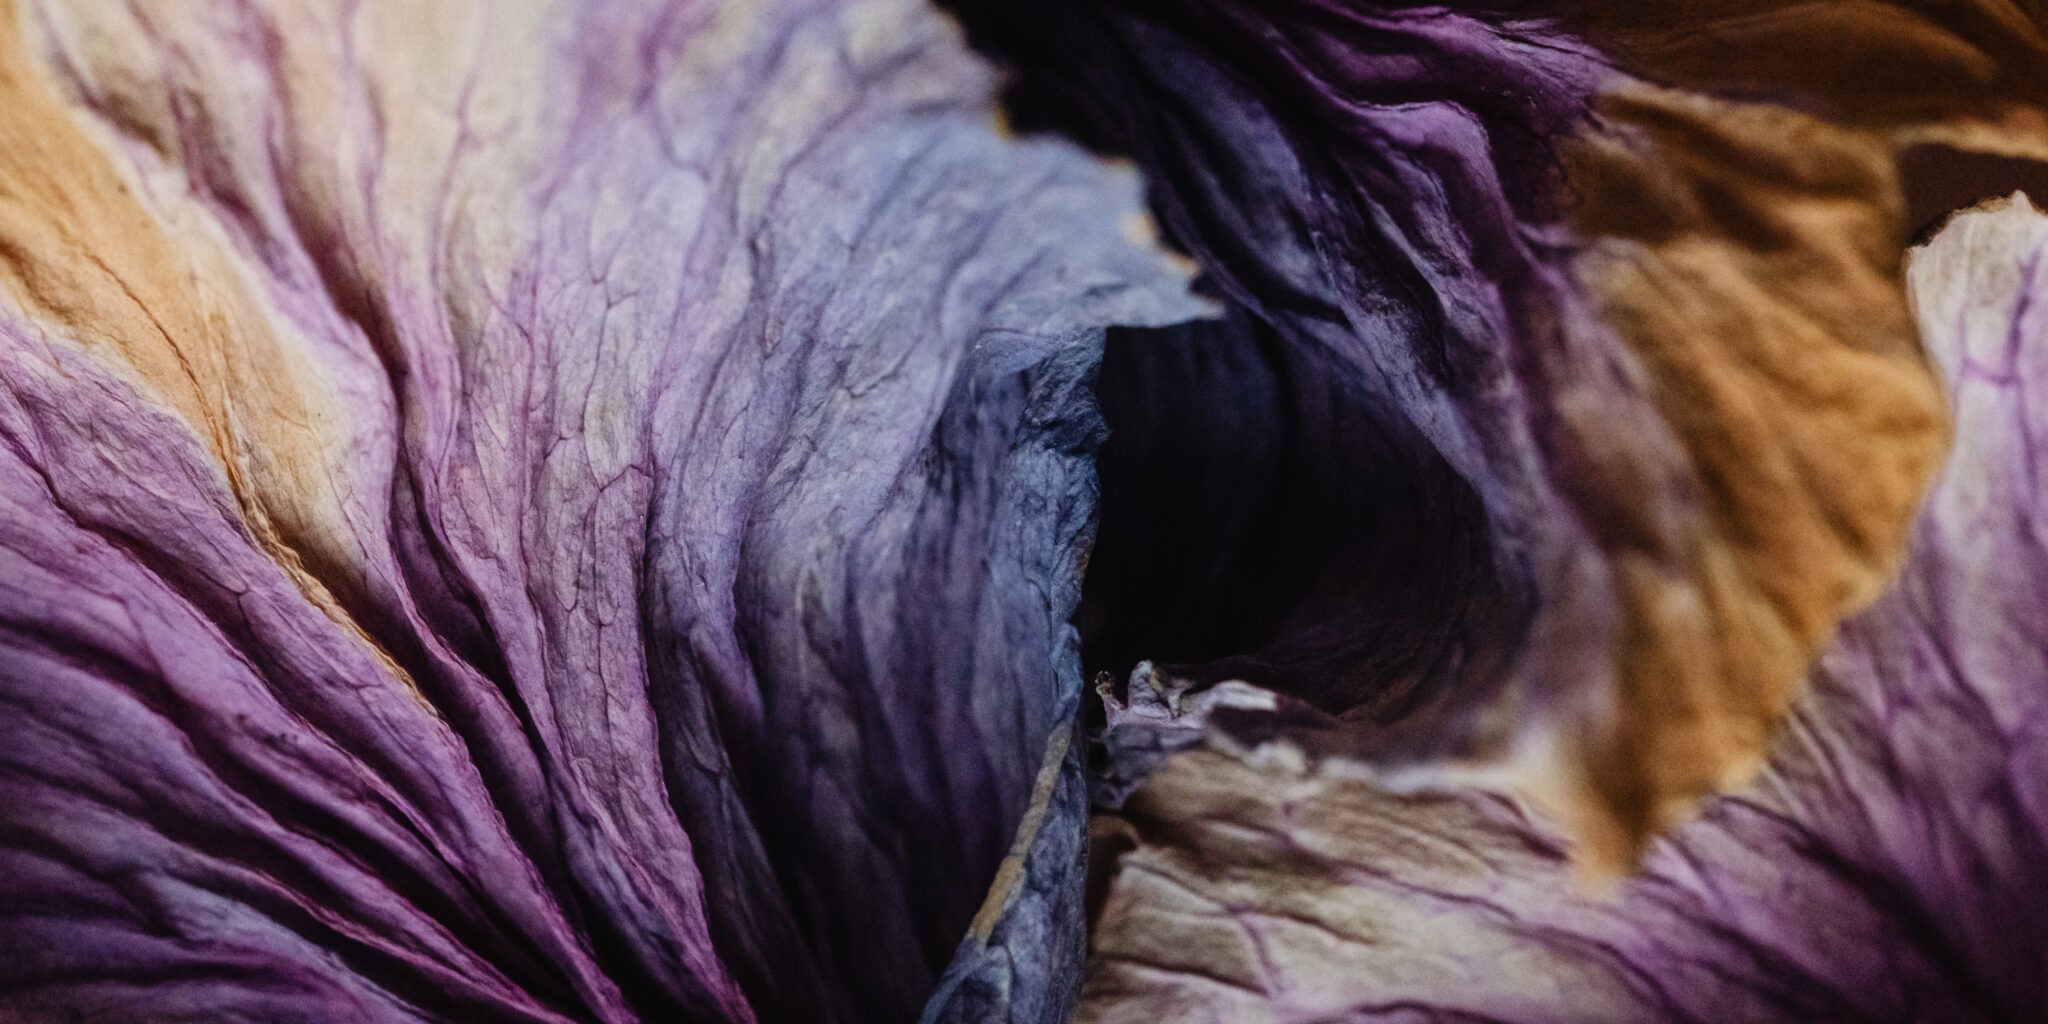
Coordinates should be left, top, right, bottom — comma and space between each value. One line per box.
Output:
1080, 194, 2048, 1024
0, 1, 1201, 1021
948, 0, 2048, 866
10, 0, 2048, 1017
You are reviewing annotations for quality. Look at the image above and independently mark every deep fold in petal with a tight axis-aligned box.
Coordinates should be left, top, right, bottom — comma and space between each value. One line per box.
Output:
1081, 193, 2048, 1024
944, 0, 2048, 866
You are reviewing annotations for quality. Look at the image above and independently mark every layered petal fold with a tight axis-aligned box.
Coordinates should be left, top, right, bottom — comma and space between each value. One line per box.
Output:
0, 1, 1200, 1021
1081, 193, 2048, 1024
950, 0, 2048, 864
8, 0, 2048, 1018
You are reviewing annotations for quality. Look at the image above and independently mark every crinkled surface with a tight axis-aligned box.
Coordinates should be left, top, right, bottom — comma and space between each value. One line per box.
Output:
0, 0, 1200, 1021
1093, 664, 1282, 811
1538, 0, 2048, 157
8, 0, 2048, 1019
1079, 194, 2048, 1024
947, 0, 2048, 867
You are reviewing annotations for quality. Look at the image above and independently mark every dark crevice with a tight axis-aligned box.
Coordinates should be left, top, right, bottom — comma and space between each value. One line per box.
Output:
948, 1, 2048, 742
1900, 144, 2048, 244
1074, 308, 1513, 725
947, 0, 1527, 739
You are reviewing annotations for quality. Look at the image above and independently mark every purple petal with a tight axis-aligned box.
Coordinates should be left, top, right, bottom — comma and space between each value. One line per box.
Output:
950, 0, 2037, 865
0, 1, 1200, 1020
1080, 195, 2048, 1023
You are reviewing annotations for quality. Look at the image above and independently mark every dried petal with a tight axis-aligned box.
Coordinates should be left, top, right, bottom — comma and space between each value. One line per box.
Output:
950, 0, 2048, 865
0, 1, 1199, 1020
1080, 195, 2048, 1024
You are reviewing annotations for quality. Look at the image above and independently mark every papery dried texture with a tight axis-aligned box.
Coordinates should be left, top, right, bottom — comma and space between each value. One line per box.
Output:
945, 0, 2048, 865
0, 0, 1202, 1021
920, 720, 1091, 1024
1092, 663, 1284, 810
1080, 194, 2048, 1024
